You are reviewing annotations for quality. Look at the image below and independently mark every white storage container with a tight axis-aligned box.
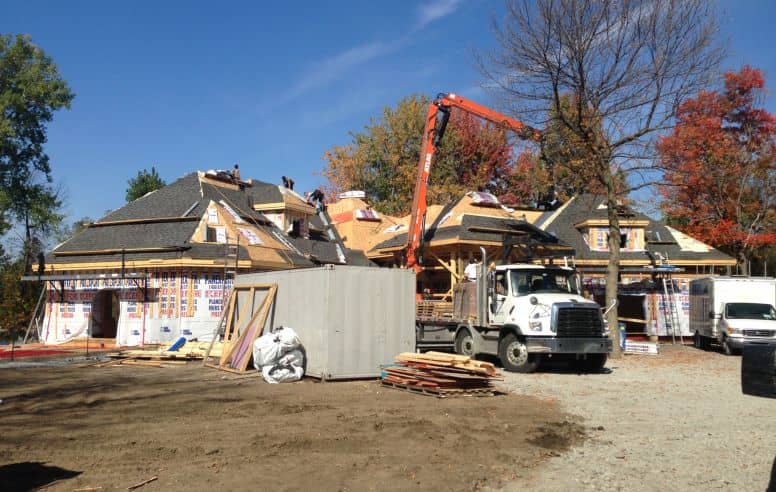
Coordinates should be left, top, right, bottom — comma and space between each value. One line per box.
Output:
236, 265, 415, 379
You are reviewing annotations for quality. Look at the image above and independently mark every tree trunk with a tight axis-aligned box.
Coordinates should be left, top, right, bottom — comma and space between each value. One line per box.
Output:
605, 185, 622, 358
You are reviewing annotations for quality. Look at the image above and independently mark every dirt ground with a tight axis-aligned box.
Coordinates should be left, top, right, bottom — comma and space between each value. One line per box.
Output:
0, 363, 584, 492
502, 345, 776, 491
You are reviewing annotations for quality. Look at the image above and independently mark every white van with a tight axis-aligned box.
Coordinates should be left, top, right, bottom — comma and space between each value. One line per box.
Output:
689, 277, 776, 355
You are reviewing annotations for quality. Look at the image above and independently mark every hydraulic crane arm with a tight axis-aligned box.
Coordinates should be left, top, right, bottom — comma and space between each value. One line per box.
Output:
405, 92, 540, 272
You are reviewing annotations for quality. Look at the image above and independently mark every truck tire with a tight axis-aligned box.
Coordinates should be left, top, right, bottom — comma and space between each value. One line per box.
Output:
722, 336, 738, 356
499, 333, 539, 373
454, 329, 475, 357
702, 335, 711, 350
582, 354, 607, 373
694, 331, 702, 350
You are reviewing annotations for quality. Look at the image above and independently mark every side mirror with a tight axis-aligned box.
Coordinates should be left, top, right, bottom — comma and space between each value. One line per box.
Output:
708, 311, 716, 319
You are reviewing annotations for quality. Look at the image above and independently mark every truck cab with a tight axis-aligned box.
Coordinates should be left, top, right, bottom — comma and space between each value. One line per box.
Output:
714, 302, 776, 354
690, 276, 776, 355
476, 264, 611, 372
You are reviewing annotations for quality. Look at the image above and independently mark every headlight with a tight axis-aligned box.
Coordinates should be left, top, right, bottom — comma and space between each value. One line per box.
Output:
727, 327, 741, 335
529, 321, 543, 331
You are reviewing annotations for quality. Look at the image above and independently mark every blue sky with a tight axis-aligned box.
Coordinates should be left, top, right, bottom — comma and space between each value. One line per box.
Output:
2, 0, 774, 225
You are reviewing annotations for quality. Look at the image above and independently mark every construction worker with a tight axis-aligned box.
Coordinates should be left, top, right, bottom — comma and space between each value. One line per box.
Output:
464, 258, 480, 282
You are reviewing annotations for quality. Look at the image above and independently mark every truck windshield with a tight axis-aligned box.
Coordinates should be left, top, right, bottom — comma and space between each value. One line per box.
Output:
725, 303, 776, 320
509, 270, 577, 296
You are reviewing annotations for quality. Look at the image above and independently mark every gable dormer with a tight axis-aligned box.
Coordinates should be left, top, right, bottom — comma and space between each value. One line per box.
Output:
574, 218, 649, 252
251, 184, 316, 237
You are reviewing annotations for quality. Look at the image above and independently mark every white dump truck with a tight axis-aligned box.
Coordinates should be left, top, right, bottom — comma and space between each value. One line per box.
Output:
416, 251, 612, 373
690, 276, 776, 355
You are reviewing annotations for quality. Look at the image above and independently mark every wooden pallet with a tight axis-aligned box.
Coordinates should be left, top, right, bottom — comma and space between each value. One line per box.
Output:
381, 380, 497, 398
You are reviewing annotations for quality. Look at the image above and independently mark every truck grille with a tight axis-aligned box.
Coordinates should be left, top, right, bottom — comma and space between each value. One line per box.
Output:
743, 330, 774, 337
555, 307, 604, 337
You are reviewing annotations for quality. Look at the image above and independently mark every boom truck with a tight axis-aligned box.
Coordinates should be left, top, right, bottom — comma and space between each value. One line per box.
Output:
407, 93, 613, 372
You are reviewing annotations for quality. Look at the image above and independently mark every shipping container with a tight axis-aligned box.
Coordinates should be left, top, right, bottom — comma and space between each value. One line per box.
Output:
236, 265, 415, 379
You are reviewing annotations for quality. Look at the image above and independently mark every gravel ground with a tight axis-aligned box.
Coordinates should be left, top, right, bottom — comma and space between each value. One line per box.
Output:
498, 345, 776, 491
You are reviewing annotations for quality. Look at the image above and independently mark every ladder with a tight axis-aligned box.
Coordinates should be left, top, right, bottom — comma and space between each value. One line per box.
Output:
656, 254, 684, 346
222, 236, 239, 305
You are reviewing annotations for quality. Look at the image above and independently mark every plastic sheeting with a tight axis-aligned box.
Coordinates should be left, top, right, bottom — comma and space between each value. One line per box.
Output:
253, 326, 305, 384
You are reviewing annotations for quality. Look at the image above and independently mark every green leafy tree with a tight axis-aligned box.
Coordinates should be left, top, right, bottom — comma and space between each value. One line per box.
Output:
0, 34, 73, 271
0, 259, 40, 342
322, 94, 513, 215
126, 166, 166, 202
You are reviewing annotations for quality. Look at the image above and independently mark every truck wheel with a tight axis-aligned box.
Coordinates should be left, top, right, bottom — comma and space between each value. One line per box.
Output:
499, 333, 539, 373
722, 336, 734, 356
722, 336, 741, 356
455, 330, 475, 357
583, 354, 607, 373
694, 331, 703, 350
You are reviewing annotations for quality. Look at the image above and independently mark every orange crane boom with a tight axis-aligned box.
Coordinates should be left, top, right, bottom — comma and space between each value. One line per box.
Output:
405, 92, 539, 272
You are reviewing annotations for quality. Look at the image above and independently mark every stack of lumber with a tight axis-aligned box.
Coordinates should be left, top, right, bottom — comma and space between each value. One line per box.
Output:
104, 341, 223, 364
86, 357, 188, 368
381, 351, 501, 398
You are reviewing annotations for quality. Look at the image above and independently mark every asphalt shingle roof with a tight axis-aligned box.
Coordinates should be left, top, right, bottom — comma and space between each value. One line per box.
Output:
55, 221, 199, 253
371, 205, 572, 257
100, 173, 203, 222
540, 194, 734, 263
52, 171, 364, 268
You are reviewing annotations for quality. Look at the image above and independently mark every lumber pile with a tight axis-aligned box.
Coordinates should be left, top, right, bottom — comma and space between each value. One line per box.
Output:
103, 341, 223, 364
85, 357, 187, 368
381, 351, 501, 398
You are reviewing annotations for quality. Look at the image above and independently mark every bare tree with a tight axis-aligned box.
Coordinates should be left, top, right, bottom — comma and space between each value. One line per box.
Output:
481, 0, 724, 355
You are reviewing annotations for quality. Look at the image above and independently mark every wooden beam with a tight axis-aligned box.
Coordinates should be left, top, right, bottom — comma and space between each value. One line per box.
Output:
89, 216, 200, 227
54, 246, 187, 256
428, 251, 461, 280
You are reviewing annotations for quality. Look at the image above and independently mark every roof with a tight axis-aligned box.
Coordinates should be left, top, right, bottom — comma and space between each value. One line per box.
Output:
55, 221, 198, 253
327, 196, 405, 252
370, 193, 573, 259
48, 171, 368, 271
536, 194, 735, 265
100, 173, 203, 222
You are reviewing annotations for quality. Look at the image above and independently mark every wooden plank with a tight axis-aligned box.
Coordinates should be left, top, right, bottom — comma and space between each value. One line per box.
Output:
229, 285, 277, 372
204, 363, 248, 374
203, 292, 236, 367
119, 360, 165, 368
218, 284, 276, 366
220, 287, 254, 364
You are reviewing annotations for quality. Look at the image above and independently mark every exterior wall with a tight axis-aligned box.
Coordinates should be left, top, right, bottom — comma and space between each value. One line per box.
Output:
584, 275, 692, 336
41, 269, 233, 346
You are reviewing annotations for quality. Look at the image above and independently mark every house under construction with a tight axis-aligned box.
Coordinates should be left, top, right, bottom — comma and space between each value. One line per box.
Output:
29, 170, 369, 346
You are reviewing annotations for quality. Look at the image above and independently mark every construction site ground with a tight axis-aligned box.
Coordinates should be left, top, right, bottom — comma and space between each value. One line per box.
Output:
0, 345, 773, 491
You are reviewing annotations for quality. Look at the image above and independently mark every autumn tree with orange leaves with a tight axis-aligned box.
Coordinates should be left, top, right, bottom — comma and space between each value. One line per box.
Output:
658, 66, 776, 271
321, 94, 515, 215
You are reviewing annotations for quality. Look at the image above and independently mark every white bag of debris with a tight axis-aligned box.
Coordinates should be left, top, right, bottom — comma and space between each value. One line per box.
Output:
252, 326, 305, 384
261, 349, 305, 384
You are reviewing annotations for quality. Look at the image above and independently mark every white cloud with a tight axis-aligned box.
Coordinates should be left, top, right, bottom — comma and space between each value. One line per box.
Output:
287, 42, 393, 99
416, 0, 462, 29
262, 0, 462, 113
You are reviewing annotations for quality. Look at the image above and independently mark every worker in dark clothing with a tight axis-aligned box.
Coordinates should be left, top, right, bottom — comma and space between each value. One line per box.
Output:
308, 189, 325, 212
